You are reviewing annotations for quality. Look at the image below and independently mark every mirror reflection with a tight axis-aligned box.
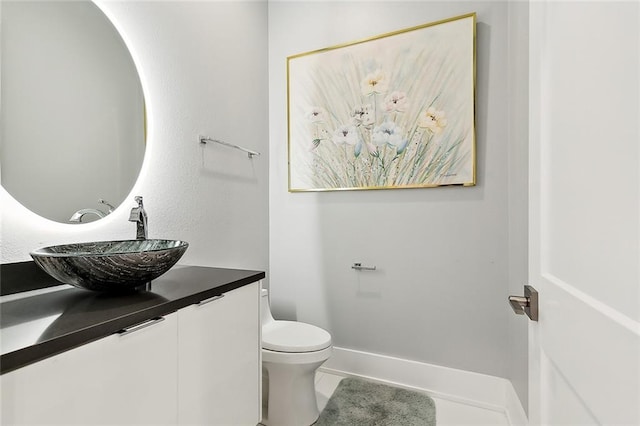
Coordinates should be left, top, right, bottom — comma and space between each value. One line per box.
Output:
0, 0, 145, 223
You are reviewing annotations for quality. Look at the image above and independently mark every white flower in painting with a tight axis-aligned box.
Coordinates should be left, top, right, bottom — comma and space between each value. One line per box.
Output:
371, 121, 407, 152
332, 125, 360, 146
383, 91, 408, 113
361, 69, 389, 96
418, 107, 448, 134
305, 106, 328, 123
351, 104, 374, 127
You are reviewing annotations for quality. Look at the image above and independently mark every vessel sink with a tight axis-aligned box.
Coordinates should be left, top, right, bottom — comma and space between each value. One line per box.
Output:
30, 239, 189, 292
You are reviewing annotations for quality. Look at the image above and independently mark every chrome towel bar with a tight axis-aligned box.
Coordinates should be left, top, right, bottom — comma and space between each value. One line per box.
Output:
199, 136, 260, 158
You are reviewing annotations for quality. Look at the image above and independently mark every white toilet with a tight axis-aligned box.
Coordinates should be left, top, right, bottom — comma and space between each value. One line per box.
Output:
261, 288, 332, 426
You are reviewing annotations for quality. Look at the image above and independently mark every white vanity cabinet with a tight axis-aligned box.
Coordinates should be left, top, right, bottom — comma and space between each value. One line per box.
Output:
178, 281, 260, 425
0, 312, 179, 425
0, 279, 262, 426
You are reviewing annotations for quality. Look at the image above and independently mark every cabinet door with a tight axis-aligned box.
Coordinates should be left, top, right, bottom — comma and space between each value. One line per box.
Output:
1, 312, 178, 425
178, 282, 260, 425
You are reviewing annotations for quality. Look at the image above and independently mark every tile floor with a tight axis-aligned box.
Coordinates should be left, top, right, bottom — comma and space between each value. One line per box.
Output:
315, 370, 510, 426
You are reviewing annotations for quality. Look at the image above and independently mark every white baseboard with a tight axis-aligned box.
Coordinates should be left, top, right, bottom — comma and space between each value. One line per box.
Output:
320, 346, 528, 426
505, 381, 528, 426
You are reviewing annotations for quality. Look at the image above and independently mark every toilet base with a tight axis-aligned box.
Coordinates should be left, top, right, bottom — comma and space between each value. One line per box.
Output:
261, 347, 331, 426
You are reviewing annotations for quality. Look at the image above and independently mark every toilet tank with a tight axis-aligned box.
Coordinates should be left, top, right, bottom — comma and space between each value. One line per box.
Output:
261, 288, 275, 326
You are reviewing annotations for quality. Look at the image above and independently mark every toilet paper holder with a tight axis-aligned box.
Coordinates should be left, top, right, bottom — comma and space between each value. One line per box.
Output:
352, 263, 376, 271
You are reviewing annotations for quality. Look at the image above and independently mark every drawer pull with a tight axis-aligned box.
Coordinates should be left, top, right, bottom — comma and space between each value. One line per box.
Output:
118, 317, 165, 336
197, 294, 225, 306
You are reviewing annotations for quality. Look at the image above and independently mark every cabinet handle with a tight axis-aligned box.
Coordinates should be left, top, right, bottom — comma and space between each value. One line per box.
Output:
118, 317, 165, 336
197, 294, 225, 306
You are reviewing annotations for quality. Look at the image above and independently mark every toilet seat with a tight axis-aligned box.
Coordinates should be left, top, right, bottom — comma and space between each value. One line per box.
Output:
262, 345, 333, 365
262, 320, 331, 353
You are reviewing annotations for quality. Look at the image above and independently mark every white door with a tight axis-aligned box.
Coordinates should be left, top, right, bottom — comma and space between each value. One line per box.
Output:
528, 1, 639, 425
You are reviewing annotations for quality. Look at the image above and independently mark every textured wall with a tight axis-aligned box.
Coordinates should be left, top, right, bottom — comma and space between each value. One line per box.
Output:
0, 1, 269, 281
268, 1, 515, 379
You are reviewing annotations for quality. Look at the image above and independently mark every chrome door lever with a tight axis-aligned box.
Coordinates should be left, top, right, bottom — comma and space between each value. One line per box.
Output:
508, 285, 538, 321
509, 296, 529, 315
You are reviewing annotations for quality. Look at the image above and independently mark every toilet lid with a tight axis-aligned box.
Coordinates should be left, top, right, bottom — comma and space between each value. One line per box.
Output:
262, 320, 332, 353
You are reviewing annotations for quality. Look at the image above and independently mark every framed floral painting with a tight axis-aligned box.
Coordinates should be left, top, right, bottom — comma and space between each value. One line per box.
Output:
287, 13, 476, 192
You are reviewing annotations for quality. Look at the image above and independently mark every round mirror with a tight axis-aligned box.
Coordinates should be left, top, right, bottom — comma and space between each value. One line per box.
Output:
0, 0, 145, 223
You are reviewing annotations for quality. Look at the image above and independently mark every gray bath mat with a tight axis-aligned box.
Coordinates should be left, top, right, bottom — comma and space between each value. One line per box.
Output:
315, 377, 436, 426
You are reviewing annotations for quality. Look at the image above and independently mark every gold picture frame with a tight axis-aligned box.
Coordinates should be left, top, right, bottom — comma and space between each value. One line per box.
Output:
287, 13, 476, 192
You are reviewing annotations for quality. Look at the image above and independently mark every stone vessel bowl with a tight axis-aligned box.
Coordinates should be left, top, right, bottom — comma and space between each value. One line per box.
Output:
30, 239, 189, 292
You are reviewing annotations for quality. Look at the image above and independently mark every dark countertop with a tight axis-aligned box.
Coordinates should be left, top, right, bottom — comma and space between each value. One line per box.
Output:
0, 265, 265, 375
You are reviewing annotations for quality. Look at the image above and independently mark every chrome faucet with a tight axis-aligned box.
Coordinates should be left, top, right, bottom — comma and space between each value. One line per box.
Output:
98, 199, 115, 214
128, 196, 148, 240
69, 208, 106, 223
69, 198, 115, 223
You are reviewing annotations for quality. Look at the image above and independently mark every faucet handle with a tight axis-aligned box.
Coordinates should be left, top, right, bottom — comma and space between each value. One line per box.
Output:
129, 196, 143, 221
128, 208, 140, 222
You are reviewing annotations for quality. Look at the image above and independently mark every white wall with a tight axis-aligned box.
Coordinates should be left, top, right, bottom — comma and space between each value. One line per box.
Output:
269, 1, 515, 379
506, 0, 529, 412
0, 1, 269, 280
